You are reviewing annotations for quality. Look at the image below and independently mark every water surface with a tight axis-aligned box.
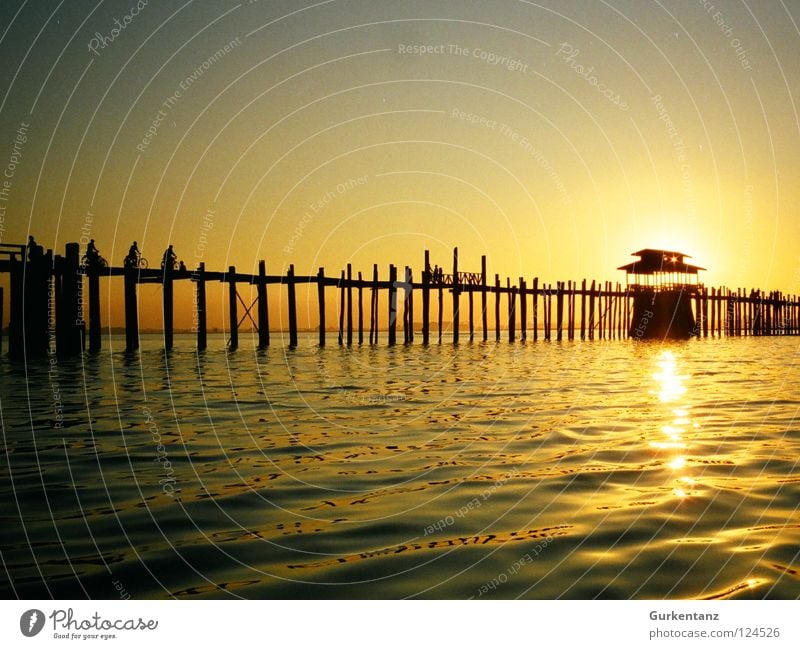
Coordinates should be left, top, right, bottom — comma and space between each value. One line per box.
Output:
1, 334, 798, 599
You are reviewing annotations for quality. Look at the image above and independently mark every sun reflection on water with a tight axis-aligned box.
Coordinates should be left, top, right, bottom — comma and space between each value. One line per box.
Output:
650, 350, 696, 498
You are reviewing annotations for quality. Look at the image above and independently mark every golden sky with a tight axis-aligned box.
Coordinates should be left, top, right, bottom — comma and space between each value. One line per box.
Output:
1, 0, 798, 329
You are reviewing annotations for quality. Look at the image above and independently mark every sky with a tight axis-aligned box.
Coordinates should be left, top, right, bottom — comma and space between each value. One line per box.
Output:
1, 0, 799, 329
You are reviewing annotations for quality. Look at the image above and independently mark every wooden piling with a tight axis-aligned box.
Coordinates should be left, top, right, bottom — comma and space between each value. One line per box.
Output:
58, 243, 83, 355
580, 279, 586, 340
481, 255, 488, 342
533, 277, 539, 342
88, 266, 101, 352
508, 278, 516, 342
468, 289, 474, 342
452, 247, 460, 345
287, 264, 298, 347
438, 283, 443, 344
346, 264, 353, 346
338, 271, 345, 345
371, 264, 378, 344
556, 281, 564, 342
388, 264, 397, 345
588, 280, 595, 340
257, 260, 269, 348
408, 268, 414, 343
403, 267, 410, 344
227, 265, 238, 350
196, 262, 207, 351
422, 251, 430, 345
519, 278, 527, 342
358, 271, 364, 345
494, 274, 501, 342
317, 267, 326, 347
124, 267, 139, 352
163, 259, 174, 351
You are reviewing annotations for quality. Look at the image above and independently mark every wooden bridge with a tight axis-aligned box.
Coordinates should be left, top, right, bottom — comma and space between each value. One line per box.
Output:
0, 241, 798, 359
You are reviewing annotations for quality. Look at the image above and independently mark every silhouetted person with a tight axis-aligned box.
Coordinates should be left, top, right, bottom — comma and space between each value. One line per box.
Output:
125, 241, 140, 268
178, 260, 186, 272
85, 239, 99, 264
26, 235, 42, 262
161, 245, 177, 270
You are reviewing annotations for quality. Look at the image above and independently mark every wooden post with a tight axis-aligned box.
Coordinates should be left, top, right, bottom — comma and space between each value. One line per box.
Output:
408, 268, 414, 343
546, 284, 553, 342
196, 262, 207, 351
554, 282, 562, 342
338, 271, 345, 345
508, 278, 516, 342
257, 260, 269, 348
287, 264, 298, 347
124, 267, 139, 352
388, 264, 397, 345
88, 266, 101, 352
533, 277, 539, 341
702, 287, 709, 338
163, 257, 173, 351
519, 278, 527, 342
346, 264, 353, 346
228, 265, 238, 350
580, 279, 586, 340
58, 243, 83, 355
494, 274, 501, 342
358, 271, 364, 345
481, 255, 488, 342
422, 251, 430, 345
438, 283, 443, 344
588, 280, 595, 341
317, 267, 326, 347
403, 267, 410, 344
452, 247, 459, 344
468, 289, 474, 342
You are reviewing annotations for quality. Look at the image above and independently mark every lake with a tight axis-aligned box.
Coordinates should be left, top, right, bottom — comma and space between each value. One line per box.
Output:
1, 333, 798, 599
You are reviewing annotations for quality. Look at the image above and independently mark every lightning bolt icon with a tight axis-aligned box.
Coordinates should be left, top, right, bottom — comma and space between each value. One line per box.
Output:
28, 612, 38, 632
